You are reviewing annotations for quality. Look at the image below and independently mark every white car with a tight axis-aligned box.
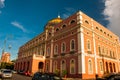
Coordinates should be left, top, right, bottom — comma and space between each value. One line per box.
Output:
1, 70, 12, 78
12, 70, 17, 74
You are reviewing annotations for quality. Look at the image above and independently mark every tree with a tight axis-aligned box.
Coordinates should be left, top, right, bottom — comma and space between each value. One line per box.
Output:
0, 62, 14, 70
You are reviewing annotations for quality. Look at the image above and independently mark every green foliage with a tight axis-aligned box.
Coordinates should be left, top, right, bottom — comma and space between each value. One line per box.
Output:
62, 70, 67, 77
0, 62, 14, 70
54, 69, 60, 75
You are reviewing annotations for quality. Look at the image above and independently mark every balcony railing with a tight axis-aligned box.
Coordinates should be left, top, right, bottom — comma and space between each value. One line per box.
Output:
53, 54, 59, 57
69, 50, 75, 54
60, 52, 66, 56
99, 54, 116, 59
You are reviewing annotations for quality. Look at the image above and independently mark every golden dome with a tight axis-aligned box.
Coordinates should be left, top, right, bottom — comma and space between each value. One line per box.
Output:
44, 16, 63, 30
48, 18, 62, 24
48, 16, 62, 24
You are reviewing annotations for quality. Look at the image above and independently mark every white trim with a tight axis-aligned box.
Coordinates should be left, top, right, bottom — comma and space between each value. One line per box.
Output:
84, 52, 118, 62
77, 11, 83, 24
80, 27, 85, 73
92, 31, 98, 74
77, 27, 81, 73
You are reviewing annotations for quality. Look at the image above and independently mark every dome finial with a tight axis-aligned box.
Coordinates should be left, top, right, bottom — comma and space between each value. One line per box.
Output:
58, 14, 60, 18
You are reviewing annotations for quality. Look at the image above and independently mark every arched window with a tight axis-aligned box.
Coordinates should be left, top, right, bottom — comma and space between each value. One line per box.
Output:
109, 62, 113, 73
70, 59, 75, 74
106, 62, 109, 73
70, 39, 75, 51
61, 60, 66, 74
53, 61, 57, 72
54, 45, 58, 54
98, 45, 101, 55
88, 59, 93, 74
87, 40, 91, 50
56, 28, 59, 32
62, 24, 67, 28
100, 61, 103, 72
47, 47, 50, 56
113, 63, 116, 72
85, 20, 89, 24
70, 20, 75, 24
61, 42, 66, 53
110, 50, 112, 57
105, 48, 108, 56
102, 46, 105, 54
113, 51, 115, 58
46, 63, 49, 72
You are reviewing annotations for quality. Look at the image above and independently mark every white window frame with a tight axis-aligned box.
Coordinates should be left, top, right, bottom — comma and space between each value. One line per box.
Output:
54, 44, 58, 54
87, 39, 91, 51
70, 39, 75, 51
61, 42, 66, 53
47, 47, 50, 56
99, 61, 104, 73
88, 59, 93, 74
70, 59, 76, 74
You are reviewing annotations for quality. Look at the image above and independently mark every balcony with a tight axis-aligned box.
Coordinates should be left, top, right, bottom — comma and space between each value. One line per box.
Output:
33, 54, 45, 60
99, 54, 116, 59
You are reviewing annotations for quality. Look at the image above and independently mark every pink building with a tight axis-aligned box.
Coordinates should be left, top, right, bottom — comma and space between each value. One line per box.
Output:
15, 11, 120, 79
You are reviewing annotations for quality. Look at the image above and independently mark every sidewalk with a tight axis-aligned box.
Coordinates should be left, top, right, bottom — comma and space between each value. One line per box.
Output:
62, 78, 96, 80
62, 78, 82, 80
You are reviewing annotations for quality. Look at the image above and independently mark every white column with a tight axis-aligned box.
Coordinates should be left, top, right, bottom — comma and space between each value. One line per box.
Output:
91, 19, 98, 74
80, 27, 85, 74
77, 26, 85, 74
50, 40, 53, 72
77, 11, 85, 74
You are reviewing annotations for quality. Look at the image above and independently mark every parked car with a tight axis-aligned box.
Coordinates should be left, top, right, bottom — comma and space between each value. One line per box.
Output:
1, 69, 12, 79
97, 73, 120, 80
32, 72, 62, 80
18, 70, 25, 75
12, 70, 17, 74
24, 71, 31, 76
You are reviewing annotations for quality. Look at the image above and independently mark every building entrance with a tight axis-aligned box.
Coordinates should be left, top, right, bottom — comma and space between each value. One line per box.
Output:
38, 62, 44, 72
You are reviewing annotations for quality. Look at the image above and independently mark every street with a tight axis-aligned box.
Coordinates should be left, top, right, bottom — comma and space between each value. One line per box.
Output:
0, 74, 32, 80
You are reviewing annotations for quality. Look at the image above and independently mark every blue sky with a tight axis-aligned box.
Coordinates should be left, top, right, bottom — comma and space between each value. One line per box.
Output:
0, 0, 119, 60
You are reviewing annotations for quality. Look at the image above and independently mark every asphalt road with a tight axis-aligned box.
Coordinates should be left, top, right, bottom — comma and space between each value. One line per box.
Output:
0, 74, 32, 80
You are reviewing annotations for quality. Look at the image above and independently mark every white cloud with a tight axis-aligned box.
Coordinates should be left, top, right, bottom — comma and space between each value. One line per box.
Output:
11, 21, 27, 33
62, 7, 76, 19
0, 0, 5, 14
103, 0, 120, 37
0, 0, 5, 8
